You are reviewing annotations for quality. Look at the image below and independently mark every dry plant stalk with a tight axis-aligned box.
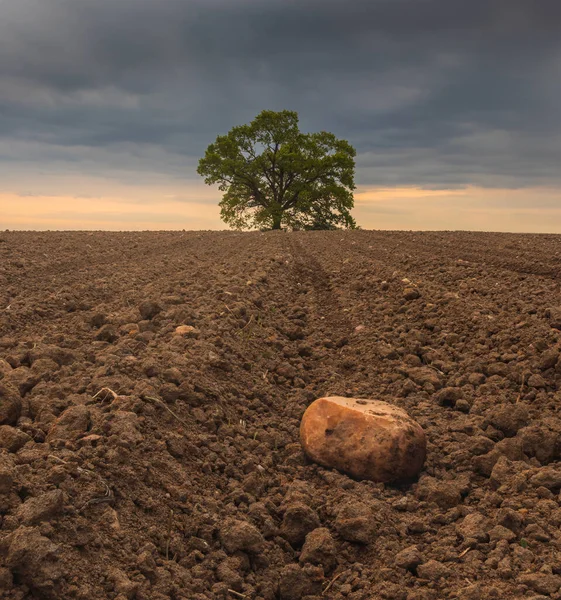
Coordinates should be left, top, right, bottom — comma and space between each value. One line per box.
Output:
145, 396, 191, 429
165, 508, 174, 560
323, 570, 348, 595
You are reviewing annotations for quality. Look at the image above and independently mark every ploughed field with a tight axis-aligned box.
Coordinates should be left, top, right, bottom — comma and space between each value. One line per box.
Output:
1, 229, 561, 600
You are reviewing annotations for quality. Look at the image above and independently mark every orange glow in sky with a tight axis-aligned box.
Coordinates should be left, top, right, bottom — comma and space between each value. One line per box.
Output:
1, 183, 560, 232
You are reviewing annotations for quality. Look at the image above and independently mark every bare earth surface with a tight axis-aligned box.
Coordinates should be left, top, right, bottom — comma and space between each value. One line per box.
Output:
1, 230, 561, 600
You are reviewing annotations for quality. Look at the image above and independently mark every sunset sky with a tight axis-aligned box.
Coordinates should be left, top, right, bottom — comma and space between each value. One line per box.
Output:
1, 0, 560, 232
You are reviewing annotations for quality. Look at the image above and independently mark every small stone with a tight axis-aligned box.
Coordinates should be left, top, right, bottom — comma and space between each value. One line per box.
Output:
299, 528, 337, 573
139, 301, 162, 320
395, 545, 423, 571
174, 325, 199, 338
403, 287, 421, 301
220, 519, 265, 554
16, 490, 64, 524
281, 503, 320, 546
0, 382, 22, 425
47, 405, 90, 443
334, 501, 376, 544
300, 396, 426, 483
417, 559, 451, 581
0, 425, 31, 452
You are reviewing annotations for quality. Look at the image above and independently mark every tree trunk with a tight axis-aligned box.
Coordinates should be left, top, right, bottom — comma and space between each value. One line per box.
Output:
272, 214, 282, 230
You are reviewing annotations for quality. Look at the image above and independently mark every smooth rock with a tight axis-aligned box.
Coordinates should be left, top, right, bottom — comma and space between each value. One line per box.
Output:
300, 396, 426, 483
403, 287, 421, 301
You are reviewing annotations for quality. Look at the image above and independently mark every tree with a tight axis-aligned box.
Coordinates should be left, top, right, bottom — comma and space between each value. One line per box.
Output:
197, 110, 357, 230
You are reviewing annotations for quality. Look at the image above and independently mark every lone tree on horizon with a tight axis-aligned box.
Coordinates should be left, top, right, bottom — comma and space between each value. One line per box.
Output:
197, 110, 357, 230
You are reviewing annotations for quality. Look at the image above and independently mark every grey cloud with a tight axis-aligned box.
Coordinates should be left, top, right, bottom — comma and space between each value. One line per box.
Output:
0, 0, 560, 192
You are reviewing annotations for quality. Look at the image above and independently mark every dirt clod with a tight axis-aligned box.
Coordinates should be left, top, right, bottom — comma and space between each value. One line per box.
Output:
0, 383, 22, 425
281, 503, 321, 547
0, 425, 31, 452
299, 527, 337, 573
334, 501, 376, 544
16, 489, 64, 524
138, 301, 162, 320
220, 519, 265, 554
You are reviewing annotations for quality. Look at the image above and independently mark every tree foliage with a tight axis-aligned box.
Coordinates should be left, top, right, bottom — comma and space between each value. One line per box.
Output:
197, 110, 357, 230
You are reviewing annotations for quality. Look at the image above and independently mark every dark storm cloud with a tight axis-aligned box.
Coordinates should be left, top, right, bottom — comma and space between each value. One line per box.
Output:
0, 0, 560, 188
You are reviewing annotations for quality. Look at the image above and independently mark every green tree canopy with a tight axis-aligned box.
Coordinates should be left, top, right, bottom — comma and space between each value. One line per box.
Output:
197, 110, 357, 230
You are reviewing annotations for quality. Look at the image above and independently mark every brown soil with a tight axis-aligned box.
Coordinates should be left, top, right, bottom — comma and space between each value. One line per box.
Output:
1, 229, 561, 600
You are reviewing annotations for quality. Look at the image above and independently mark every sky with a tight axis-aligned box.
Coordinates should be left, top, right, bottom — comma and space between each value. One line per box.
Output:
1, 0, 560, 232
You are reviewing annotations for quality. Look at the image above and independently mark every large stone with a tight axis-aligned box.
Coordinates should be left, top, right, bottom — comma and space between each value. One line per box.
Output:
300, 396, 426, 483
